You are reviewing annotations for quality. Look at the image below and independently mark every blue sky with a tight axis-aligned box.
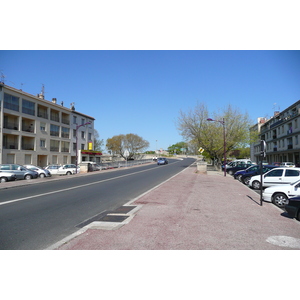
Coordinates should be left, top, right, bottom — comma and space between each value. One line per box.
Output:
1, 50, 300, 151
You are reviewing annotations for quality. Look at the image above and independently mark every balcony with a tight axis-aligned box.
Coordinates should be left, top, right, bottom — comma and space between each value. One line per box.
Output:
21, 137, 35, 150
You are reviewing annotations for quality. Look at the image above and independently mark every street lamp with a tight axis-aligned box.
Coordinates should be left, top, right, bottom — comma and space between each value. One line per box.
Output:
207, 118, 226, 176
75, 121, 92, 174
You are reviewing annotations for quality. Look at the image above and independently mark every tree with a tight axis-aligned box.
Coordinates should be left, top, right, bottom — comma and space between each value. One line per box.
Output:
177, 103, 253, 164
106, 133, 149, 160
93, 129, 104, 151
168, 142, 188, 155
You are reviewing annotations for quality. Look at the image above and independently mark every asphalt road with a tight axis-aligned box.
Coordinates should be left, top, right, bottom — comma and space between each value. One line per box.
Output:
0, 158, 196, 250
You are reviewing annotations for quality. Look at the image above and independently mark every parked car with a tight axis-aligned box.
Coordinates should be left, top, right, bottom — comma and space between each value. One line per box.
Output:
23, 165, 51, 178
280, 162, 295, 168
0, 170, 17, 183
222, 159, 255, 170
45, 164, 80, 175
284, 196, 300, 221
262, 180, 300, 207
227, 163, 255, 176
157, 158, 168, 165
237, 165, 278, 185
249, 167, 300, 190
0, 164, 38, 180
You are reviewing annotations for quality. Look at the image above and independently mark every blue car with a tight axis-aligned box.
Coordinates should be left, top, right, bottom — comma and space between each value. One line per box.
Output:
157, 158, 168, 165
237, 165, 278, 185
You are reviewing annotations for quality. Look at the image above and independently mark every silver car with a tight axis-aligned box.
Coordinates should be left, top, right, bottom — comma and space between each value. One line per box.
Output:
0, 170, 17, 183
0, 164, 39, 180
23, 165, 51, 178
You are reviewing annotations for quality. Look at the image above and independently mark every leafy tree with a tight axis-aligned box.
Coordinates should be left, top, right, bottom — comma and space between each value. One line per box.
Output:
177, 103, 252, 164
93, 129, 104, 151
106, 133, 149, 160
168, 142, 188, 155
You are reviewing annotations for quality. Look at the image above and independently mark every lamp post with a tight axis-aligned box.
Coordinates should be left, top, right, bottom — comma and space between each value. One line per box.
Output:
207, 118, 226, 176
75, 121, 91, 174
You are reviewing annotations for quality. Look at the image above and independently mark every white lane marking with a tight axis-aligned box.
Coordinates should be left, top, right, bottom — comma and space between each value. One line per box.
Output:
0, 160, 184, 206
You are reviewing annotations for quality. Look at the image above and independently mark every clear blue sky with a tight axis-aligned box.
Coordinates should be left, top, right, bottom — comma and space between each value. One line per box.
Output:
1, 50, 300, 151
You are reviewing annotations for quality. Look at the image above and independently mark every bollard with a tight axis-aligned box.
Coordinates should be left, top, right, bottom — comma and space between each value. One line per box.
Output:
197, 162, 207, 174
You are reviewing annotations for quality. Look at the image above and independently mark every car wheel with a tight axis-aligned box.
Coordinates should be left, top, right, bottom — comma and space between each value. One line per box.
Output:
243, 176, 251, 185
297, 210, 300, 221
66, 171, 72, 175
0, 177, 8, 183
228, 170, 234, 175
237, 174, 243, 181
40, 173, 45, 178
25, 174, 32, 180
272, 193, 288, 208
252, 180, 261, 190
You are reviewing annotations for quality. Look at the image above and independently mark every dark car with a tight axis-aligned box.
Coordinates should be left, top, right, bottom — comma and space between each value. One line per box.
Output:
284, 196, 300, 221
226, 163, 255, 176
157, 158, 168, 165
235, 164, 277, 184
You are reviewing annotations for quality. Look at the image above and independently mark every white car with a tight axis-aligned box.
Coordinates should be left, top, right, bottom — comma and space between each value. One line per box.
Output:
280, 162, 295, 167
45, 164, 80, 175
249, 167, 300, 190
263, 180, 300, 207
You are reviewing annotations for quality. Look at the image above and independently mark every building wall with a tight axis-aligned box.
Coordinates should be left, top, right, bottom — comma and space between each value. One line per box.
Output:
251, 100, 300, 164
0, 83, 96, 166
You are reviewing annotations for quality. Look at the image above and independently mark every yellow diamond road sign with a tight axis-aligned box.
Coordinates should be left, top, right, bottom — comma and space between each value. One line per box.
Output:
198, 147, 204, 153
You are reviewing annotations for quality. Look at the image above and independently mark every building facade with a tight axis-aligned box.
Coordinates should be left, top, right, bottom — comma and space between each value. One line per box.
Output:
251, 100, 300, 165
0, 83, 100, 167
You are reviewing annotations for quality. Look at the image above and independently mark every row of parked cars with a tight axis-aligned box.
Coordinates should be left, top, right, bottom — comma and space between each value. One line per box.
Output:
226, 160, 300, 221
0, 163, 82, 183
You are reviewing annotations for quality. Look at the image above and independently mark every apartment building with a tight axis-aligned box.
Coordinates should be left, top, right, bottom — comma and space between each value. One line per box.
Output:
0, 83, 100, 167
251, 100, 300, 164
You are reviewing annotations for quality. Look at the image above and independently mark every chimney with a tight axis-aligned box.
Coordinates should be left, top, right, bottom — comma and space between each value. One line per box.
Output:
52, 98, 57, 104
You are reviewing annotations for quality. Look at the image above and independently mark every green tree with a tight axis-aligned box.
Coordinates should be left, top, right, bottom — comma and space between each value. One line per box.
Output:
177, 103, 252, 164
168, 142, 188, 155
106, 133, 149, 160
93, 129, 104, 151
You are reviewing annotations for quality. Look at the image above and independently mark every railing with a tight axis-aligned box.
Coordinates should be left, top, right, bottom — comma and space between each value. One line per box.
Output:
98, 159, 153, 170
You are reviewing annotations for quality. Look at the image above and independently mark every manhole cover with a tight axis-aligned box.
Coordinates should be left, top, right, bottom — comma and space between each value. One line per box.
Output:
99, 215, 129, 222
113, 206, 136, 214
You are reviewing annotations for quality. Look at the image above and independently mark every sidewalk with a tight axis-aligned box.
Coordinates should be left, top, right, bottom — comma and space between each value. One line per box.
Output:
52, 164, 300, 250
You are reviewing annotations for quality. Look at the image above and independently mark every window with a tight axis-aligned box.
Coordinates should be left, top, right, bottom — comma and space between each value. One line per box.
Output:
73, 116, 77, 124
40, 139, 46, 148
81, 131, 85, 139
73, 129, 76, 137
50, 124, 60, 136
61, 127, 70, 138
4, 93, 19, 111
61, 141, 69, 152
285, 169, 300, 177
22, 99, 35, 115
81, 118, 85, 125
265, 169, 283, 177
88, 133, 92, 140
40, 122, 46, 131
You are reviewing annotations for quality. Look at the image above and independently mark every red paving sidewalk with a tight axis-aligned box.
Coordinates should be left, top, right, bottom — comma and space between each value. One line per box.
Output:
53, 164, 300, 250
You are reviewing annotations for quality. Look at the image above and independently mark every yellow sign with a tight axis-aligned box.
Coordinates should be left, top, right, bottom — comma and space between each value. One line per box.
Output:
198, 147, 204, 153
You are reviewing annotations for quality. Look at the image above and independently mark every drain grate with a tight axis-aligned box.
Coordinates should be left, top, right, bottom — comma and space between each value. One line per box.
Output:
113, 206, 136, 214
98, 215, 129, 222
76, 205, 136, 228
